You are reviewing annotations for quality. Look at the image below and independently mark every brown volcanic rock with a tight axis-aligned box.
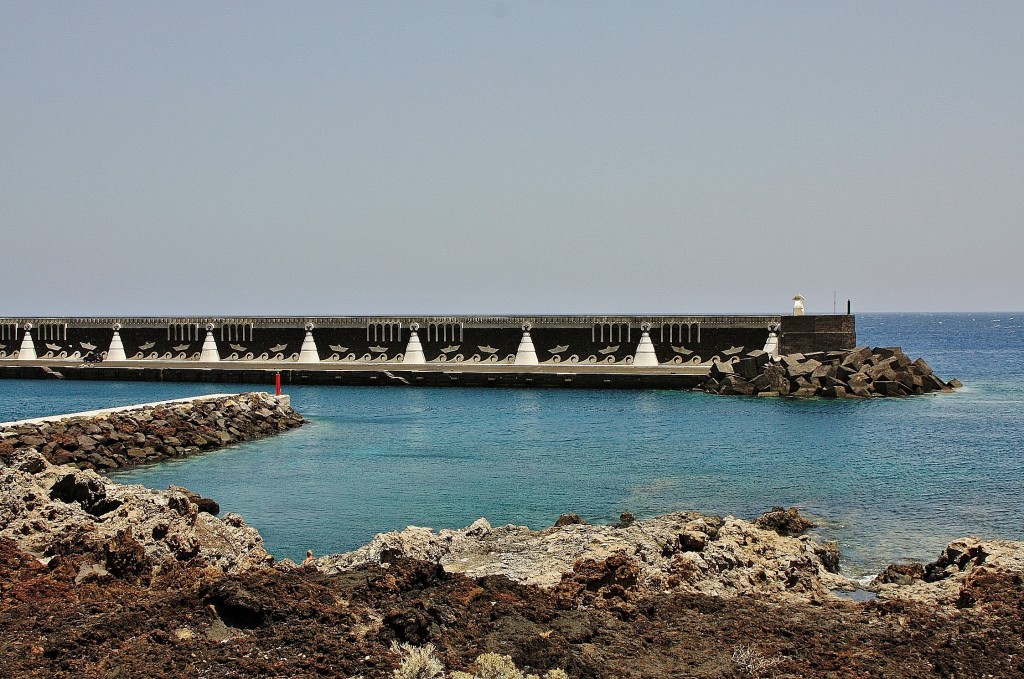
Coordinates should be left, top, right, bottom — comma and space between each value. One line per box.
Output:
0, 450, 1023, 678
755, 506, 816, 536
2, 533, 1024, 678
554, 513, 587, 527
553, 552, 641, 609
2, 407, 1022, 676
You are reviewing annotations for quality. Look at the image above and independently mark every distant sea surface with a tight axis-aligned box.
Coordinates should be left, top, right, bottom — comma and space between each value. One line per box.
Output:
2, 313, 1021, 575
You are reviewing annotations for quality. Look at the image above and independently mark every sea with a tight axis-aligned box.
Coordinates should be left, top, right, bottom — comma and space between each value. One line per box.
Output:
1, 313, 1021, 576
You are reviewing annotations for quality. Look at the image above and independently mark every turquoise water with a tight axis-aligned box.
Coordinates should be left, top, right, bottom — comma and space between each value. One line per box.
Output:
2, 313, 1021, 575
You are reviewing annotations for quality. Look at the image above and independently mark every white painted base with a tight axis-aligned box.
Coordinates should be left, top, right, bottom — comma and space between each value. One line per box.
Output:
633, 331, 659, 367
403, 330, 426, 364
17, 330, 36, 361
199, 330, 221, 362
514, 331, 539, 365
105, 330, 127, 362
297, 331, 320, 363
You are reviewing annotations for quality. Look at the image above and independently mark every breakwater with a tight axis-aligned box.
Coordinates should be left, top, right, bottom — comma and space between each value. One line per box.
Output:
0, 392, 304, 471
0, 313, 856, 389
702, 346, 961, 397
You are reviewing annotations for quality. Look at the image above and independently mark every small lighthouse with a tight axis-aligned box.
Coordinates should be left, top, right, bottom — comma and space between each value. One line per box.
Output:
792, 294, 806, 316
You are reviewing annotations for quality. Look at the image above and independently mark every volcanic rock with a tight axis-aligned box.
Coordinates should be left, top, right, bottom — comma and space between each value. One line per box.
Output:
554, 513, 587, 527
316, 512, 850, 600
755, 506, 816, 536
1, 461, 272, 575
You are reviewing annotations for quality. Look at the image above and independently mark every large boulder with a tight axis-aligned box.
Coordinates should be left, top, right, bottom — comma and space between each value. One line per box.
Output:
709, 361, 735, 381
49, 473, 123, 517
755, 506, 816, 537
752, 363, 790, 395
734, 356, 760, 380
787, 358, 822, 379
554, 513, 587, 527
719, 375, 756, 396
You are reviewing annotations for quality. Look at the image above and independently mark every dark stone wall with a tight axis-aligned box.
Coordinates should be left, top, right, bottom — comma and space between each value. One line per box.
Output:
530, 327, 636, 364
0, 317, 790, 366
214, 328, 307, 362
654, 326, 770, 365
779, 315, 856, 355
120, 328, 199, 360
425, 327, 521, 363
0, 326, 114, 360
0, 364, 708, 390
31, 328, 114, 360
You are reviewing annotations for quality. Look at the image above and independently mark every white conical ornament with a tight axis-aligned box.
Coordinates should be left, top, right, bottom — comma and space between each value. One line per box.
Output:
199, 324, 221, 362
632, 323, 659, 367
403, 323, 426, 364
105, 324, 127, 362
514, 323, 539, 365
297, 323, 320, 363
762, 323, 780, 356
17, 324, 36, 361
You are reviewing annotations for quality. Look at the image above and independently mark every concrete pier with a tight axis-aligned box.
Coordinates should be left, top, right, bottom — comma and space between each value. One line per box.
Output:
0, 362, 709, 389
0, 313, 855, 389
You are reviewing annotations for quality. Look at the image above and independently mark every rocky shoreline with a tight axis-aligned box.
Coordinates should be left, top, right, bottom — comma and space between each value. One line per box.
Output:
2, 448, 1022, 676
2, 392, 1022, 677
702, 345, 961, 398
0, 392, 305, 471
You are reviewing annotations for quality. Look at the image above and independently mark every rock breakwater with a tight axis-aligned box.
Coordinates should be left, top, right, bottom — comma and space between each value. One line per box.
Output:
702, 345, 961, 398
0, 392, 304, 471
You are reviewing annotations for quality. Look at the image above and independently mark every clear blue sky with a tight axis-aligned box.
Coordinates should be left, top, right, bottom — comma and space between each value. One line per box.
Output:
2, 2, 1021, 315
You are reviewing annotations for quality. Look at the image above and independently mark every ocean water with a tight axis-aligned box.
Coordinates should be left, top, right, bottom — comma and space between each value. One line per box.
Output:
1, 313, 1021, 575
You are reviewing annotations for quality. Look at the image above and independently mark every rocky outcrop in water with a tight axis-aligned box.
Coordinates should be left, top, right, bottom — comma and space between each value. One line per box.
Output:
702, 346, 961, 398
0, 392, 304, 471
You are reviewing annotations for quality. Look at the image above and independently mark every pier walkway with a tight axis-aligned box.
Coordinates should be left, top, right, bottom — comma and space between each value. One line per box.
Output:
0, 358, 710, 389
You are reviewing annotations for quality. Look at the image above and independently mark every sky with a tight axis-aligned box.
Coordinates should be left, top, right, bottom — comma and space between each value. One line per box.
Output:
1, 1, 1022, 316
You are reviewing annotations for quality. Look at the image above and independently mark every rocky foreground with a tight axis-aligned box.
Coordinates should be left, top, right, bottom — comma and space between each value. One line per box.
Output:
2, 451, 1022, 677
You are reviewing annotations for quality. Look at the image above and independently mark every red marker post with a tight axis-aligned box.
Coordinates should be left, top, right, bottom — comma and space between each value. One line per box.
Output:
274, 371, 281, 396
